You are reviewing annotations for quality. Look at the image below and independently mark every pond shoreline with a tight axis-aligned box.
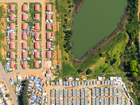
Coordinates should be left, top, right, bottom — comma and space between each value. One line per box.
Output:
70, 1, 128, 66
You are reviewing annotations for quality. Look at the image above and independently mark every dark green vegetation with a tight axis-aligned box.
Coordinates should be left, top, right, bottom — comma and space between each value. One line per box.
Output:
18, 80, 29, 105
63, 30, 73, 53
129, 60, 138, 77
71, 0, 127, 58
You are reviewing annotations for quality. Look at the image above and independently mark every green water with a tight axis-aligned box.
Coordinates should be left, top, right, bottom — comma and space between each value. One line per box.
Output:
71, 0, 127, 58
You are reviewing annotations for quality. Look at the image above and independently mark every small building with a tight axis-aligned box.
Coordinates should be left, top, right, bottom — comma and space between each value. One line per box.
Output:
46, 51, 51, 58
46, 42, 51, 49
22, 51, 27, 58
10, 14, 14, 21
46, 14, 51, 20
10, 23, 15, 30
34, 42, 39, 49
22, 4, 27, 11
34, 61, 39, 68
10, 61, 15, 68
46, 23, 51, 30
10, 52, 15, 59
22, 32, 27, 40
10, 33, 15, 40
46, 4, 51, 11
10, 4, 15, 11
22, 23, 27, 30
35, 32, 39, 40
10, 42, 15, 49
35, 4, 39, 11
35, 23, 39, 30
22, 42, 27, 49
46, 70, 51, 77
35, 14, 39, 20
22, 13, 27, 21
22, 61, 27, 68
35, 51, 39, 58
46, 32, 51, 39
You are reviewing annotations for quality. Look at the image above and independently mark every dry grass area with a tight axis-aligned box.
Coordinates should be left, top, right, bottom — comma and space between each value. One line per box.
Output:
0, 3, 7, 60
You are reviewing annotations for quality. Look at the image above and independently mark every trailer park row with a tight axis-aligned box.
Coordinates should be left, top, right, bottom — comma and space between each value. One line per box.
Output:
5, 3, 54, 71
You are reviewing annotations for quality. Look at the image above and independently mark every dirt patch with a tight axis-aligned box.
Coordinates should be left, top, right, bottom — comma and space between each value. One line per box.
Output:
81, 75, 87, 80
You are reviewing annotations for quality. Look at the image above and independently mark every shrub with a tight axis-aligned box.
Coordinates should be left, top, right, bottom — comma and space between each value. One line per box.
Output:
77, 69, 83, 73
86, 69, 92, 74
132, 72, 137, 77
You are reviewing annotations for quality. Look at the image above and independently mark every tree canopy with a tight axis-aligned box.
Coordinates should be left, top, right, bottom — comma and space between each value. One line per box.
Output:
130, 60, 138, 72
86, 69, 92, 74
132, 72, 137, 77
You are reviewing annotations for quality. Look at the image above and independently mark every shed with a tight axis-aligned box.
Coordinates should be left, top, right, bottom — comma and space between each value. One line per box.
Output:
10, 52, 15, 59
46, 4, 51, 11
34, 61, 39, 68
10, 61, 15, 68
23, 61, 27, 68
22, 13, 27, 21
22, 51, 27, 58
22, 42, 27, 49
10, 23, 15, 30
10, 33, 15, 40
46, 14, 51, 20
46, 23, 51, 30
34, 42, 39, 49
35, 4, 39, 11
46, 42, 51, 49
22, 23, 27, 30
35, 51, 39, 58
22, 4, 27, 11
10, 14, 14, 21
35, 32, 39, 40
35, 23, 39, 30
46, 51, 51, 58
46, 32, 51, 39
22, 32, 27, 40
35, 14, 39, 20
10, 42, 15, 49
10, 4, 15, 11
47, 70, 51, 74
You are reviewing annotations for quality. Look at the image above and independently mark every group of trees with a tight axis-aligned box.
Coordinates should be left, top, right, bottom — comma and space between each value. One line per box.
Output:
63, 30, 73, 53
22, 80, 29, 105
130, 60, 139, 77
77, 68, 92, 74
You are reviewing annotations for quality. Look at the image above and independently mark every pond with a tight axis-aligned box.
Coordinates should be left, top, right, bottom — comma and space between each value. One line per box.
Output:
71, 0, 127, 58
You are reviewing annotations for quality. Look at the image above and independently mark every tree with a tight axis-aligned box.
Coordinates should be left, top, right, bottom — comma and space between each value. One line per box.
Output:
86, 69, 92, 74
78, 69, 83, 73
132, 72, 137, 77
5, 94, 10, 97
65, 57, 69, 60
104, 67, 109, 73
130, 60, 138, 72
